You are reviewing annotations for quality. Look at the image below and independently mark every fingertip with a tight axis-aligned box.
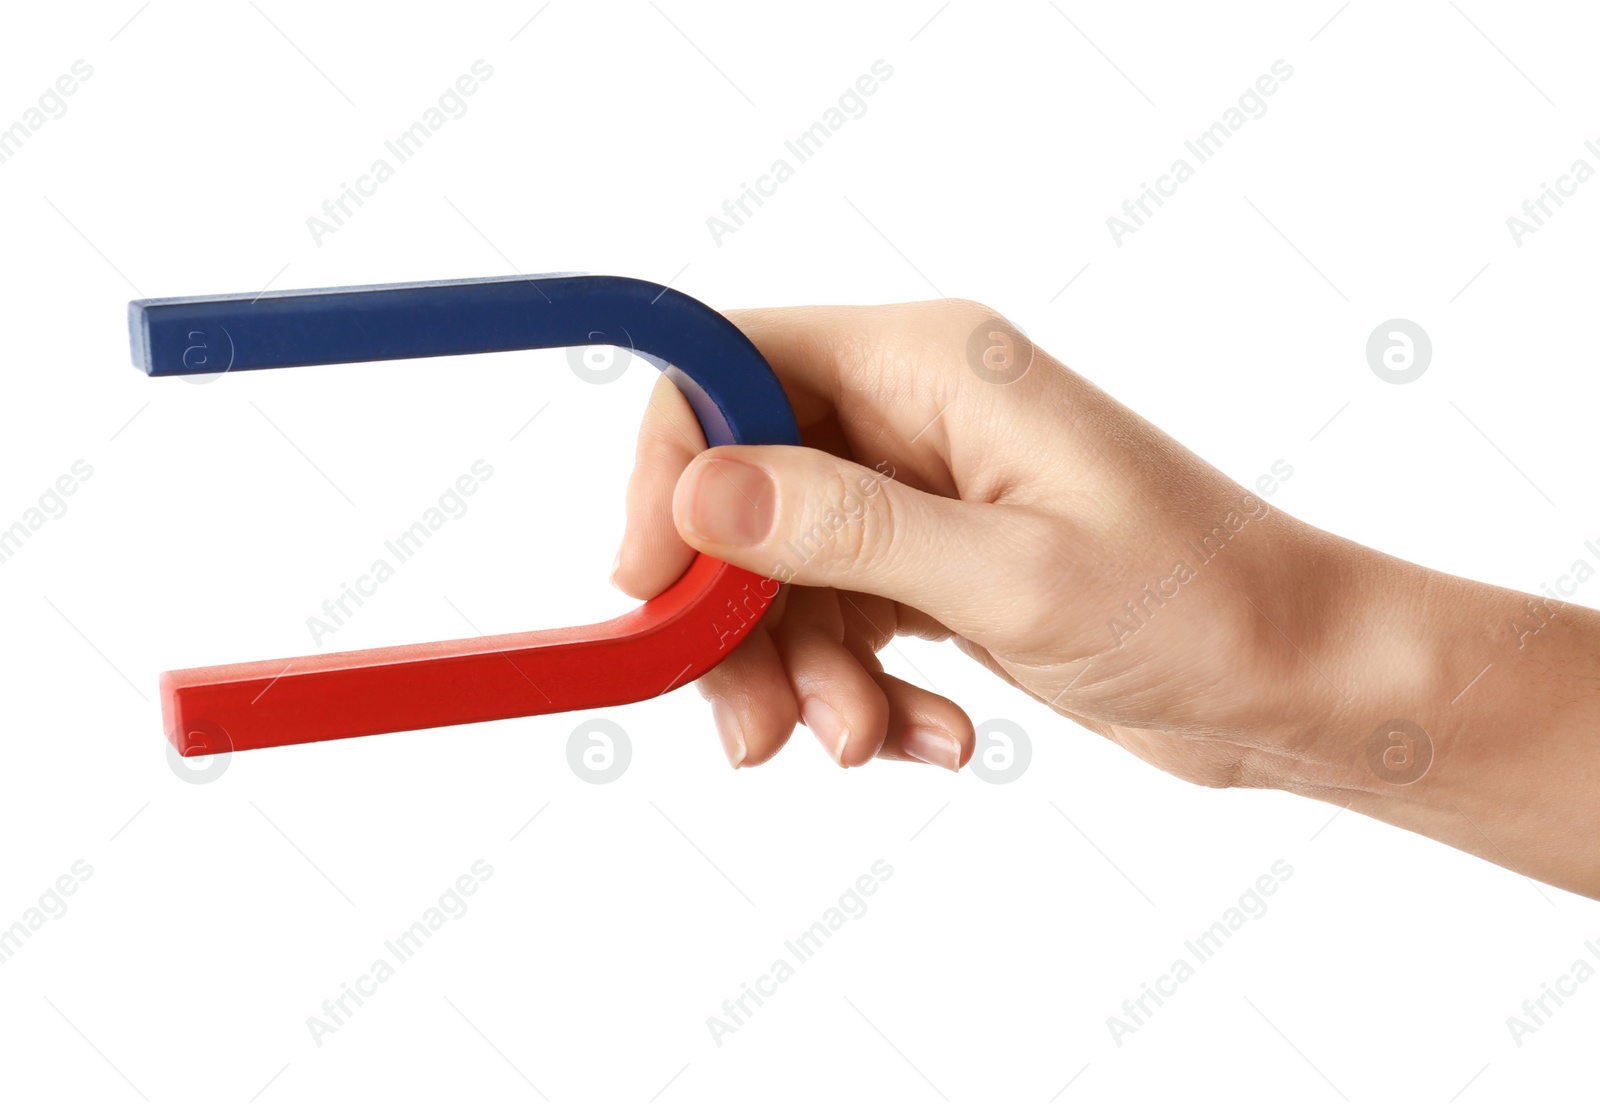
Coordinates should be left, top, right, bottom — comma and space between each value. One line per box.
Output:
870, 672, 974, 772
698, 624, 798, 769
777, 636, 890, 769
709, 696, 747, 768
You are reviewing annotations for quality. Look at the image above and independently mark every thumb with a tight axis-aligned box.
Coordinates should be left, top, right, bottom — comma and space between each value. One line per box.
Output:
671, 445, 1049, 639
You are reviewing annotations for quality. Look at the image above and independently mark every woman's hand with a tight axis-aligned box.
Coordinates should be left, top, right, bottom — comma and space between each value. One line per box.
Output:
613, 299, 1365, 784
615, 297, 1600, 898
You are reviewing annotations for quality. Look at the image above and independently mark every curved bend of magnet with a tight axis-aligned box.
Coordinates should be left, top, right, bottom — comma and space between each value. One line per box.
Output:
129, 274, 800, 756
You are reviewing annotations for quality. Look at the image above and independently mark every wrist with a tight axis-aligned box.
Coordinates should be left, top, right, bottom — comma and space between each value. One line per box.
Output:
1267, 527, 1600, 894
1246, 524, 1470, 801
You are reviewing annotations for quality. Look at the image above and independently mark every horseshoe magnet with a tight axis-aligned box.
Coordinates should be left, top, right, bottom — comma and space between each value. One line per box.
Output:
129, 274, 800, 756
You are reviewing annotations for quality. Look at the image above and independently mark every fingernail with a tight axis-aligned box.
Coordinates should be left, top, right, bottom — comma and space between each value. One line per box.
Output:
802, 698, 849, 765
903, 726, 961, 772
710, 697, 746, 768
609, 549, 622, 588
684, 458, 775, 547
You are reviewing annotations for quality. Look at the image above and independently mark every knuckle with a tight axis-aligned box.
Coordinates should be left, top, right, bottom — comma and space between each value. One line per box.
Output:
944, 299, 1036, 388
942, 297, 1002, 324
806, 466, 896, 578
829, 481, 870, 570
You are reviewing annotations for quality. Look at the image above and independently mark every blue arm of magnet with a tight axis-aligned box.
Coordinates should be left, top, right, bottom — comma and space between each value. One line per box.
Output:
127, 274, 801, 450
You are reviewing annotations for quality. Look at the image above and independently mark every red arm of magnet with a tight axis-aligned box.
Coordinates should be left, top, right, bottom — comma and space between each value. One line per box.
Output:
164, 558, 778, 755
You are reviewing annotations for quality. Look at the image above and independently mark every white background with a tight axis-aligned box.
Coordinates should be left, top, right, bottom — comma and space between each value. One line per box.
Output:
2, 1, 1597, 1101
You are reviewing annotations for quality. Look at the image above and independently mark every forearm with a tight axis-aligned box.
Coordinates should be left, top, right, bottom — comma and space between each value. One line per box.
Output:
1286, 534, 1600, 897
